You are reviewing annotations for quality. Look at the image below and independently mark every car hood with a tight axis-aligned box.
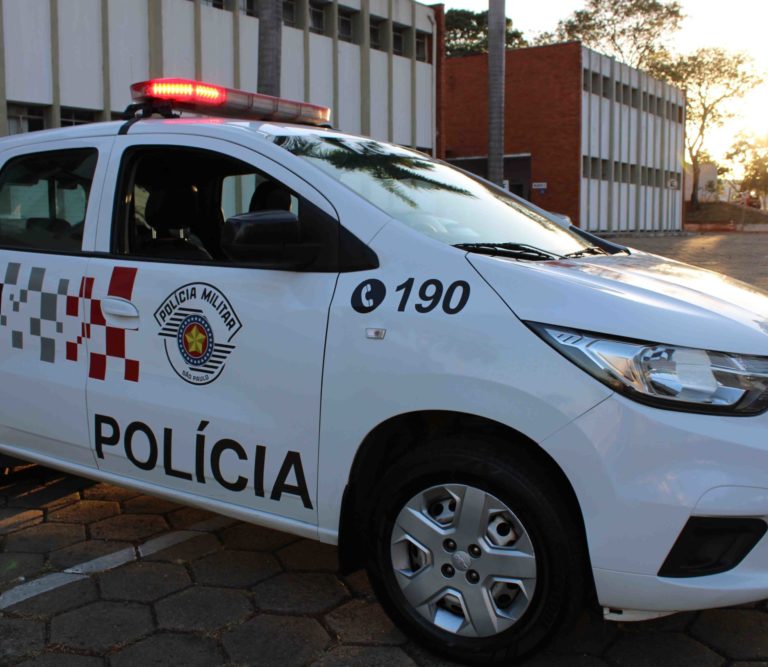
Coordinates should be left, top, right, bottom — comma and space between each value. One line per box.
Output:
468, 250, 768, 355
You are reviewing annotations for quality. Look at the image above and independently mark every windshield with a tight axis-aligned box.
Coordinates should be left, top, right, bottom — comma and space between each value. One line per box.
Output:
272, 133, 591, 257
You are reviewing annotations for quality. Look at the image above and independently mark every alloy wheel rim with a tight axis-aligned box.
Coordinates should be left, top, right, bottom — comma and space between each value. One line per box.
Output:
390, 483, 537, 638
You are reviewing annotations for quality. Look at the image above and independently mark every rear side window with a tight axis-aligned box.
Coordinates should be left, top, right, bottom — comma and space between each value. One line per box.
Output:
0, 149, 97, 253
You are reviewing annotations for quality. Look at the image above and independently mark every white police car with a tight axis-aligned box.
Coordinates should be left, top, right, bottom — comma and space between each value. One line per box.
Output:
1, 79, 767, 664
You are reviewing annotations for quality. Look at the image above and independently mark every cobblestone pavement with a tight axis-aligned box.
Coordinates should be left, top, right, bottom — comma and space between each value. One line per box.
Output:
1, 233, 768, 667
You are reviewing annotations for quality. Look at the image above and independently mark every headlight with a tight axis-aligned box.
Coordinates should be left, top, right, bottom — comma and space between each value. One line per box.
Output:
528, 323, 768, 415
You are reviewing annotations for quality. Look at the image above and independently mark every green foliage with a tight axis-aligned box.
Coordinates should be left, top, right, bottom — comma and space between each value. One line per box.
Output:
726, 135, 768, 196
650, 48, 762, 205
445, 9, 527, 58
537, 0, 683, 68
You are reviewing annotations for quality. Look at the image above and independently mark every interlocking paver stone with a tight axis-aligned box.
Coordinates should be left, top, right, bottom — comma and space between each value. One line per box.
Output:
82, 483, 140, 502
252, 572, 348, 614
90, 514, 168, 541
0, 552, 44, 585
4, 522, 85, 553
16, 654, 104, 667
110, 632, 224, 667
219, 522, 297, 551
343, 569, 375, 598
50, 600, 153, 652
691, 609, 768, 660
0, 508, 43, 534
166, 506, 218, 528
326, 599, 406, 645
605, 632, 723, 667
551, 610, 618, 655
311, 646, 417, 666
47, 539, 133, 570
123, 495, 183, 514
8, 478, 87, 509
191, 549, 281, 587
277, 539, 339, 571
520, 655, 610, 667
155, 586, 252, 631
0, 618, 46, 663
7, 577, 98, 617
143, 532, 221, 563
99, 561, 191, 602
223, 614, 330, 666
48, 499, 120, 524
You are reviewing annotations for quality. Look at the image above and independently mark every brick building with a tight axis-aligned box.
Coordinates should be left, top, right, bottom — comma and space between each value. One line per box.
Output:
442, 43, 685, 232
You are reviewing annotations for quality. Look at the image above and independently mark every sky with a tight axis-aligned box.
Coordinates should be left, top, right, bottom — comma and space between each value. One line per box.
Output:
441, 0, 768, 169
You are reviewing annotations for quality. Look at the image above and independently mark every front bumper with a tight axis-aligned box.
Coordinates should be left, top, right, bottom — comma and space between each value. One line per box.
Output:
541, 393, 768, 613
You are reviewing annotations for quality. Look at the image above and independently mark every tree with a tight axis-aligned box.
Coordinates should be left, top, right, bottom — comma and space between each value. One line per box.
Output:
726, 135, 768, 199
487, 0, 506, 187
650, 49, 762, 208
445, 9, 527, 57
537, 0, 683, 69
258, 0, 282, 96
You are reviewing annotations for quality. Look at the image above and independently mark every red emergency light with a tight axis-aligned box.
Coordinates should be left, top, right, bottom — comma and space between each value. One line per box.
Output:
130, 78, 332, 126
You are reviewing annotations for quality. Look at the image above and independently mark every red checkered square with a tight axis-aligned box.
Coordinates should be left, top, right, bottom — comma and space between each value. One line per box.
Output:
90, 299, 105, 326
66, 296, 78, 317
125, 359, 139, 382
89, 353, 106, 380
66, 342, 78, 361
106, 327, 125, 358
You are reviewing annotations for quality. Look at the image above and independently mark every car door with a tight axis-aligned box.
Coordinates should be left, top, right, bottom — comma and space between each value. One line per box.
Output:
85, 133, 339, 525
0, 139, 110, 468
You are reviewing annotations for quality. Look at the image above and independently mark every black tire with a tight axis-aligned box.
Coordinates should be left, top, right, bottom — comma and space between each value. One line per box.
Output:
365, 435, 587, 665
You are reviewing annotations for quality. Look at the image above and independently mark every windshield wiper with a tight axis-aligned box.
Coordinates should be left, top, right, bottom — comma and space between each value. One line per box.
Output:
562, 245, 609, 259
453, 242, 562, 261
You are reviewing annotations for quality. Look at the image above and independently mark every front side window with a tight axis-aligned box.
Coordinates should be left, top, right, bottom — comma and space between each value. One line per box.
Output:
113, 146, 339, 271
0, 149, 97, 252
274, 134, 591, 257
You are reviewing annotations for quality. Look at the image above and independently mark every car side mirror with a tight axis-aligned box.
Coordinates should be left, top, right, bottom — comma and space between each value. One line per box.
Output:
221, 210, 317, 268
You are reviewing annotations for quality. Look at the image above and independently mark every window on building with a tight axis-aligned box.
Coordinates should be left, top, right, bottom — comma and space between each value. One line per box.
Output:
582, 69, 590, 92
309, 1, 327, 34
677, 105, 684, 124
642, 92, 649, 112
392, 25, 405, 55
0, 148, 97, 252
201, 0, 226, 8
601, 76, 611, 99
283, 0, 296, 26
416, 31, 430, 62
240, 0, 257, 16
601, 159, 610, 181
7, 105, 45, 134
590, 157, 600, 180
582, 156, 591, 178
60, 108, 96, 127
614, 81, 622, 103
590, 71, 600, 94
621, 163, 630, 183
630, 164, 638, 183
622, 84, 631, 106
338, 7, 356, 42
370, 17, 383, 50
631, 87, 640, 109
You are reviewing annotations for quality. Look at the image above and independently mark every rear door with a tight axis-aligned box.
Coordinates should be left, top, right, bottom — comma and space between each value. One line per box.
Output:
85, 134, 339, 526
0, 139, 110, 467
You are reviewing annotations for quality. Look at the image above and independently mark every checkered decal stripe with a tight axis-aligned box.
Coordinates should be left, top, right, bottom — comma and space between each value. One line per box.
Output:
0, 262, 140, 383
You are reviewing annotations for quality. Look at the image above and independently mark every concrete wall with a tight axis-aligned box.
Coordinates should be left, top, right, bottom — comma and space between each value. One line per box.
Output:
0, 0, 437, 150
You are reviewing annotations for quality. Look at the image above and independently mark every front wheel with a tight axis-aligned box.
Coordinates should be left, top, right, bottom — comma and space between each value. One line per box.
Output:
365, 437, 587, 664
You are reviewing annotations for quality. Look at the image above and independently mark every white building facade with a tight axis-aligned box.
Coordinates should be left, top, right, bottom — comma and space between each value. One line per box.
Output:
581, 47, 685, 232
0, 0, 438, 151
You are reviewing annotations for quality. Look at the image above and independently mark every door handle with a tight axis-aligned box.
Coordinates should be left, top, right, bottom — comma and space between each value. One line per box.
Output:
101, 297, 139, 319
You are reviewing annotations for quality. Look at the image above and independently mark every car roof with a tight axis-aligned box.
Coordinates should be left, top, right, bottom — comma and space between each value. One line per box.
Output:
0, 117, 373, 151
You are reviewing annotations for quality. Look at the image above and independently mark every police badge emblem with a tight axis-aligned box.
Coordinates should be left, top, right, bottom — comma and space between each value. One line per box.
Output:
154, 283, 242, 385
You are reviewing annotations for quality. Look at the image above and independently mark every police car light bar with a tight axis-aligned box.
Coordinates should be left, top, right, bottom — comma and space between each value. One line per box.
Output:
129, 78, 332, 126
